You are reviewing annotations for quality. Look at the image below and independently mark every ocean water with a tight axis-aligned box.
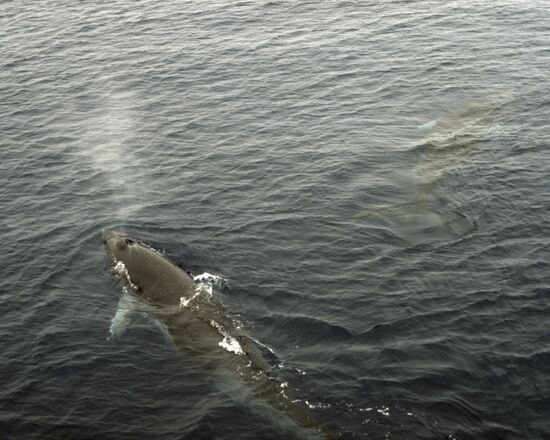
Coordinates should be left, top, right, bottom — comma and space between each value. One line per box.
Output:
1, 1, 550, 439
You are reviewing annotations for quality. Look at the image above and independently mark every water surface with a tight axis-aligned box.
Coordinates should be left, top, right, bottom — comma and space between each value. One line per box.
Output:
1, 1, 550, 439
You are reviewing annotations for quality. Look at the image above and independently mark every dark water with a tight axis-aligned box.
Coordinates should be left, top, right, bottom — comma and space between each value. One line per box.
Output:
2, 1, 550, 439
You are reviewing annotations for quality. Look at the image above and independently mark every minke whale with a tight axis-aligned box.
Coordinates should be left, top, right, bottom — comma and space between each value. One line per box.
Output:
102, 230, 331, 439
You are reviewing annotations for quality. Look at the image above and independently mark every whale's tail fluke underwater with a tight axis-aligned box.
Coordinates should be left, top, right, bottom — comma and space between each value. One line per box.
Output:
102, 230, 333, 439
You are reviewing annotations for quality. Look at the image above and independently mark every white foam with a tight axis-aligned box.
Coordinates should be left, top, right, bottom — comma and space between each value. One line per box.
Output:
194, 272, 227, 287
202, 283, 214, 297
209, 319, 244, 355
179, 297, 191, 307
113, 260, 138, 291
179, 296, 193, 308
179, 284, 204, 308
113, 260, 125, 273
180, 282, 215, 308
305, 400, 331, 410
219, 335, 244, 355
186, 272, 227, 301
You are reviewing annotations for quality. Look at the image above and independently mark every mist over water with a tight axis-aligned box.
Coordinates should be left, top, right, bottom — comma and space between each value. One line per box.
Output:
75, 90, 149, 217
2, 1, 550, 439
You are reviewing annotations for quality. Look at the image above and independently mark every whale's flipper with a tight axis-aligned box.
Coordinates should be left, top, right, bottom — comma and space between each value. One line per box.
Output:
109, 294, 175, 348
109, 294, 136, 339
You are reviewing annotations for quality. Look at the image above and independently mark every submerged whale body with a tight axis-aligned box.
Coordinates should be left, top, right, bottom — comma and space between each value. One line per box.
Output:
356, 93, 510, 245
102, 230, 331, 439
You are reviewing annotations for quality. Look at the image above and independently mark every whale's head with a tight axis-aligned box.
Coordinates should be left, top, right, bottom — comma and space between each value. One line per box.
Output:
102, 229, 147, 293
102, 230, 196, 305
102, 230, 137, 263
